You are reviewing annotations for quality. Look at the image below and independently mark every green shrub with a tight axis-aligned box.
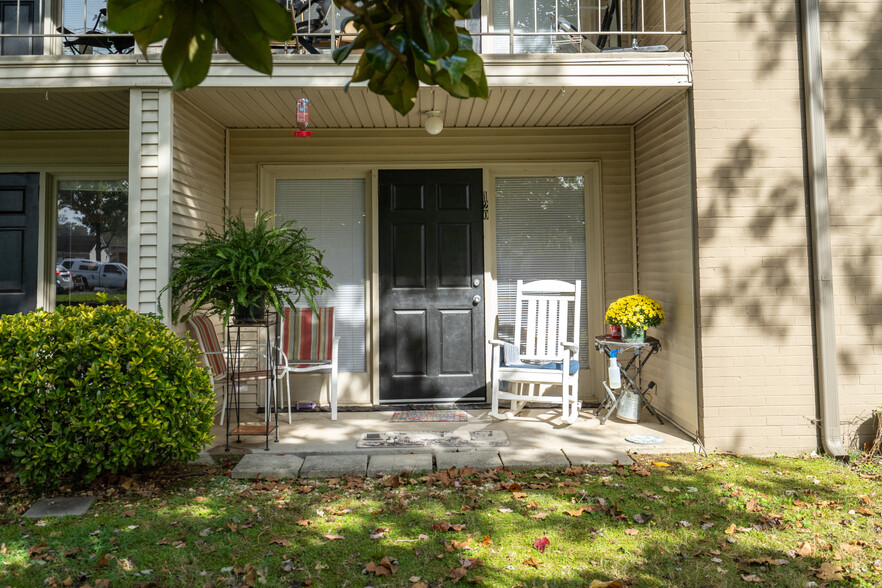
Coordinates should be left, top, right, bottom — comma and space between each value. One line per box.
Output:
0, 305, 215, 488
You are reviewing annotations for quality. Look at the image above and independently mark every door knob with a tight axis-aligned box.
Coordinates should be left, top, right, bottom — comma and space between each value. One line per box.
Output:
472, 295, 481, 306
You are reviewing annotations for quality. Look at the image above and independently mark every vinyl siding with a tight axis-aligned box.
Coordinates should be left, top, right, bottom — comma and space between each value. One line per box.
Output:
639, 0, 687, 52
0, 130, 127, 167
689, 0, 817, 453
634, 94, 698, 437
820, 1, 882, 449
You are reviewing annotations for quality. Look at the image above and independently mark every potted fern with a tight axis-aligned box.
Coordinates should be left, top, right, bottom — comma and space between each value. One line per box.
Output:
162, 210, 332, 325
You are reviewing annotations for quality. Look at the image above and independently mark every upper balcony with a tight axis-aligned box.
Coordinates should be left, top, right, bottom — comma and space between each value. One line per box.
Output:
0, 0, 686, 58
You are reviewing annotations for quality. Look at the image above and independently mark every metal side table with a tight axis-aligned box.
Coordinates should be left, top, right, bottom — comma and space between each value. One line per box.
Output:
225, 312, 280, 451
593, 335, 663, 425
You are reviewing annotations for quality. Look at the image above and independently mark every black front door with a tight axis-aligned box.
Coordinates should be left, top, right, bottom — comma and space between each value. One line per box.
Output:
379, 169, 485, 402
0, 173, 39, 315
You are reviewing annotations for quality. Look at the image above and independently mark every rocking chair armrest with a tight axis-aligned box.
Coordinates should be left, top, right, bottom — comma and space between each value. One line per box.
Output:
561, 342, 579, 356
489, 339, 507, 347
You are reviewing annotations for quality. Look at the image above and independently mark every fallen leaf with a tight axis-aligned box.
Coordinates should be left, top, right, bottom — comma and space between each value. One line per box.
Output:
433, 521, 465, 532
624, 528, 638, 535
498, 508, 514, 514
365, 555, 398, 576
533, 537, 550, 553
839, 542, 863, 555
411, 583, 430, 588
296, 519, 313, 527
812, 562, 843, 581
745, 557, 788, 566
96, 554, 112, 568
740, 573, 764, 582
652, 461, 671, 467
523, 557, 541, 568
447, 566, 468, 582
746, 499, 763, 512
566, 507, 586, 517
796, 541, 815, 557
120, 510, 136, 517
724, 523, 737, 534
588, 581, 623, 588
531, 512, 549, 520
632, 513, 653, 524
270, 538, 292, 547
481, 535, 493, 546
322, 533, 344, 541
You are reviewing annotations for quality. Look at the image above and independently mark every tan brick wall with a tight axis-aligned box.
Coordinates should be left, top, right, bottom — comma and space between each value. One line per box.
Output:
689, 1, 818, 453
820, 1, 882, 449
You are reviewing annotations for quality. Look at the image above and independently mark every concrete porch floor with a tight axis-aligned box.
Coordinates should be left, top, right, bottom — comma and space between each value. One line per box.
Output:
205, 406, 699, 477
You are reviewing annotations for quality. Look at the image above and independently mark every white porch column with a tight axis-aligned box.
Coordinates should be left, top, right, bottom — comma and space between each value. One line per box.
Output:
128, 88, 174, 323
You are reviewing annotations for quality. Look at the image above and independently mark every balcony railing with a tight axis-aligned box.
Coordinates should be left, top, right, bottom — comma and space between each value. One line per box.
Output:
0, 0, 686, 58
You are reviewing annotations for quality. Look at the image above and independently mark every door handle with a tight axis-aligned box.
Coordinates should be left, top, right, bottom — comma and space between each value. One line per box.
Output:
472, 295, 481, 306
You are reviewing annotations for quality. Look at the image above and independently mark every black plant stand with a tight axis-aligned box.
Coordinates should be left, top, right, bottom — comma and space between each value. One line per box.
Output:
225, 312, 280, 451
593, 335, 664, 425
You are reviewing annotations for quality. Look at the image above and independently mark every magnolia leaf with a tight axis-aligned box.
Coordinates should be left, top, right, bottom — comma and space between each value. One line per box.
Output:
812, 562, 843, 581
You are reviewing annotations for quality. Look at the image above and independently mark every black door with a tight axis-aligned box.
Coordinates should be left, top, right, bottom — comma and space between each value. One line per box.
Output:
0, 173, 39, 315
379, 169, 485, 402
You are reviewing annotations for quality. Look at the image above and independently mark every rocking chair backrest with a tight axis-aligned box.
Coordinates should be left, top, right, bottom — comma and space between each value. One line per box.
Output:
513, 279, 581, 362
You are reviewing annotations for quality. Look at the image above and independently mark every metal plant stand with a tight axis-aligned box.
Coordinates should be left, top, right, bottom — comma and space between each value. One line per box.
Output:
225, 312, 280, 451
593, 335, 664, 425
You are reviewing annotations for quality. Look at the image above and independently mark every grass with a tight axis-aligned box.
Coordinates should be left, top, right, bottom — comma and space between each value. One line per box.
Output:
1, 453, 881, 587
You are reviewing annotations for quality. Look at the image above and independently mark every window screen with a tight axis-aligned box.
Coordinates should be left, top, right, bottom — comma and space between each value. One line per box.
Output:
495, 176, 589, 366
275, 179, 366, 372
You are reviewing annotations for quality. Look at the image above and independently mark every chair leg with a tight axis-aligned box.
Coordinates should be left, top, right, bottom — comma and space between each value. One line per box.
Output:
490, 346, 501, 418
219, 382, 227, 426
330, 361, 338, 421
286, 373, 292, 425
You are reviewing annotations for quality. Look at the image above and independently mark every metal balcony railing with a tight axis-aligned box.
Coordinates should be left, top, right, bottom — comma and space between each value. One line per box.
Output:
0, 0, 685, 58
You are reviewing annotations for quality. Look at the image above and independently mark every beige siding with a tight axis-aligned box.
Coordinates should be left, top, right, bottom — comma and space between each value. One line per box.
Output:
634, 94, 698, 436
0, 130, 127, 167
172, 96, 225, 244
689, 1, 817, 453
820, 1, 882, 449
129, 89, 174, 317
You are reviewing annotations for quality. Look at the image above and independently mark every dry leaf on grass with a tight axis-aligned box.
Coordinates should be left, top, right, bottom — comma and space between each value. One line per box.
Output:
523, 557, 542, 568
365, 555, 398, 576
796, 541, 815, 557
746, 499, 763, 512
651, 461, 671, 467
269, 538, 292, 546
433, 521, 465, 532
740, 573, 764, 583
322, 533, 344, 541
295, 519, 313, 527
812, 562, 843, 581
588, 581, 624, 588
624, 528, 638, 536
566, 507, 586, 517
447, 566, 468, 582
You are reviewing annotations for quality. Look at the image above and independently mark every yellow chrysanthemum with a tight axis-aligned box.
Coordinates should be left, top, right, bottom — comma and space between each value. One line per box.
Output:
604, 294, 665, 329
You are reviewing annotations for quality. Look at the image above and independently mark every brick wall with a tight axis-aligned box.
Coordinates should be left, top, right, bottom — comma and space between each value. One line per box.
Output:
689, 0, 818, 453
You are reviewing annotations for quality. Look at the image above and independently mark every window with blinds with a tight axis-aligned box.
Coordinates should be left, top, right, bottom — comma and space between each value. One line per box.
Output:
495, 176, 589, 366
275, 179, 366, 372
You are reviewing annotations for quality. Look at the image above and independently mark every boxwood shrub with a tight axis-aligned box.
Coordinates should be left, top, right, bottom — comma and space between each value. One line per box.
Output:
0, 305, 215, 488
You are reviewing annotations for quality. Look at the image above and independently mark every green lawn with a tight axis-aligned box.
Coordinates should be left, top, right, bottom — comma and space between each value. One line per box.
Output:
1, 453, 881, 587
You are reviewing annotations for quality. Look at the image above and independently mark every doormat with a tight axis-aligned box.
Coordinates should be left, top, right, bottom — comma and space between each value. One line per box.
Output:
357, 430, 510, 448
391, 410, 469, 422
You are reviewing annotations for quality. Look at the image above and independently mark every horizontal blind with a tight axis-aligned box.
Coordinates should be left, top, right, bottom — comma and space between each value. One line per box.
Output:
495, 176, 588, 366
275, 179, 366, 372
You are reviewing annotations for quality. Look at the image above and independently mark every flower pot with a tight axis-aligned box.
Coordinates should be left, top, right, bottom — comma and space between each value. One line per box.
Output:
233, 300, 266, 324
621, 325, 645, 343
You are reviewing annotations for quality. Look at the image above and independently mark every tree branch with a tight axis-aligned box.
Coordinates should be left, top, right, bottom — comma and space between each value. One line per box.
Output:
335, 0, 407, 65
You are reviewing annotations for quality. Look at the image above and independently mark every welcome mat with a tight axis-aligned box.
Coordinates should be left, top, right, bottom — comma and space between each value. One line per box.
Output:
357, 430, 510, 448
391, 410, 469, 422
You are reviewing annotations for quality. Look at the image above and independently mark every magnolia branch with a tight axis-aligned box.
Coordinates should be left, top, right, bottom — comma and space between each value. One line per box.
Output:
334, 0, 408, 65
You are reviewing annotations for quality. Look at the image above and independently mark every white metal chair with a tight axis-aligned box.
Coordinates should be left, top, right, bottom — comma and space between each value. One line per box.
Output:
279, 306, 340, 421
187, 315, 285, 425
489, 279, 582, 423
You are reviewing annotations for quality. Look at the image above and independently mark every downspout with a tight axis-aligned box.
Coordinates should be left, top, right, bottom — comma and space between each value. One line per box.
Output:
798, 0, 848, 460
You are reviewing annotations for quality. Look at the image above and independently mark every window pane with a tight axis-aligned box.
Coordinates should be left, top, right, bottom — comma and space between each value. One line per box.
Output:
56, 179, 128, 307
275, 179, 366, 372
495, 176, 588, 365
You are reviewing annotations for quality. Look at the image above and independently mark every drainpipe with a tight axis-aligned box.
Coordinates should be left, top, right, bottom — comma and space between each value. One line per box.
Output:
798, 0, 848, 460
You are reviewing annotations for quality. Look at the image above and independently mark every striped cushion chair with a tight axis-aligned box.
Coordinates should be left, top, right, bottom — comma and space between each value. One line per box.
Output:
280, 307, 340, 422
187, 315, 284, 425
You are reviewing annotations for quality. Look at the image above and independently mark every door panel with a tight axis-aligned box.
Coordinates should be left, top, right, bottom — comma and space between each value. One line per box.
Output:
379, 169, 485, 402
0, 173, 39, 315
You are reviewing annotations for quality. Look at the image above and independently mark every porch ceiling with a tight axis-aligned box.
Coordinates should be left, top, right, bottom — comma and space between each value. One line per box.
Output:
0, 89, 129, 131
184, 85, 685, 129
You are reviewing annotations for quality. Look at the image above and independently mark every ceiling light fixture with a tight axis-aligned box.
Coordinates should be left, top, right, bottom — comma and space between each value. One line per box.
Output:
424, 110, 443, 135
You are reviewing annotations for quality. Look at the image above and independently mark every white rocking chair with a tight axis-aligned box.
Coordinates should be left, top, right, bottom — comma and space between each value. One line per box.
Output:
489, 279, 582, 423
